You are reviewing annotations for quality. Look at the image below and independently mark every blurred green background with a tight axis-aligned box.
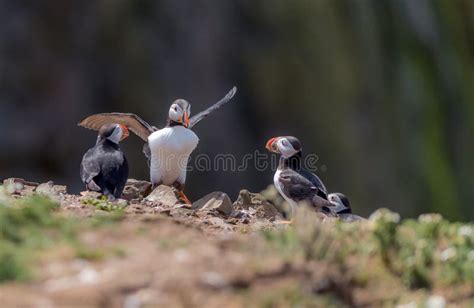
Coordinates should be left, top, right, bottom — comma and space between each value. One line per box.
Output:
0, 1, 473, 220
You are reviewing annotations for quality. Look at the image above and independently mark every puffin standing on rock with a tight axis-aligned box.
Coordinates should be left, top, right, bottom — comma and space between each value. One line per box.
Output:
80, 123, 129, 201
328, 193, 366, 222
78, 87, 237, 204
265, 136, 335, 220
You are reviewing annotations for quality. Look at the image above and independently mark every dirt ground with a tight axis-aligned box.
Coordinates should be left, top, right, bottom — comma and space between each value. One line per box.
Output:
0, 179, 472, 308
0, 179, 330, 308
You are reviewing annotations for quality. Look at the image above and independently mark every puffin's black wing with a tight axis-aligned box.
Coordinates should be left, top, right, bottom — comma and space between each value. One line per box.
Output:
278, 169, 334, 208
188, 86, 237, 129
80, 143, 129, 198
80, 147, 102, 190
78, 113, 157, 142
299, 169, 328, 198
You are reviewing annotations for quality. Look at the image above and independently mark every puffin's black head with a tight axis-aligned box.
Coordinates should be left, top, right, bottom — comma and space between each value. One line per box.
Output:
328, 192, 351, 213
265, 136, 302, 158
169, 99, 191, 128
98, 123, 129, 144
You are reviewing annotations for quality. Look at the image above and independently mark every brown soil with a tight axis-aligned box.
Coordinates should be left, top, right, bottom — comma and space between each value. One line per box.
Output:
1, 180, 470, 307
1, 181, 338, 308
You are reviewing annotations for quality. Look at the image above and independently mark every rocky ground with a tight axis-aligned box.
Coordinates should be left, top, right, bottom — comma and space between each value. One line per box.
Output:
0, 178, 473, 307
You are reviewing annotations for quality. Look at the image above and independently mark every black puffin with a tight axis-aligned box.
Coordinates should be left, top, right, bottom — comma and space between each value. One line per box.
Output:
80, 123, 129, 201
78, 87, 237, 204
328, 192, 366, 222
266, 136, 334, 218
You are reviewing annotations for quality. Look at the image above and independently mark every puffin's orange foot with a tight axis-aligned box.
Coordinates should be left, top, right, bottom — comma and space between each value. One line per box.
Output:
178, 190, 192, 206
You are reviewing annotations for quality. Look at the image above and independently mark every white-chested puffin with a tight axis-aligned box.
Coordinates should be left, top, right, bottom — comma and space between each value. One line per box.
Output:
78, 87, 237, 204
328, 192, 366, 222
80, 123, 129, 201
265, 136, 335, 219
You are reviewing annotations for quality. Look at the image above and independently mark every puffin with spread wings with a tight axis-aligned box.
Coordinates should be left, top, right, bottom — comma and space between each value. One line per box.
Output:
79, 86, 237, 204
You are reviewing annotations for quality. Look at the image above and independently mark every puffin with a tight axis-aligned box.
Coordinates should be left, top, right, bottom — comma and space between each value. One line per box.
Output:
265, 136, 334, 219
80, 123, 129, 201
78, 87, 237, 204
328, 192, 366, 222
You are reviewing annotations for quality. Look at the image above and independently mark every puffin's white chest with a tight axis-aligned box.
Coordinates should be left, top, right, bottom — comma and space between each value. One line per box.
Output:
148, 126, 199, 185
274, 169, 298, 211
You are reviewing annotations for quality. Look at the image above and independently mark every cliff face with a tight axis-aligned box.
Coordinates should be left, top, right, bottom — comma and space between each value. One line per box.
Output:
0, 1, 473, 220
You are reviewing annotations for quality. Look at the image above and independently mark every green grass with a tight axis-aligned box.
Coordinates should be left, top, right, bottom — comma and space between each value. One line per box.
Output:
1, 188, 472, 306
0, 189, 123, 283
75, 246, 127, 261
259, 207, 474, 305
81, 196, 128, 212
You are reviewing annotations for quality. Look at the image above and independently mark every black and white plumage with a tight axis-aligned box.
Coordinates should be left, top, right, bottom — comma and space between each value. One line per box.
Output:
80, 123, 129, 201
78, 87, 237, 203
328, 192, 366, 222
266, 136, 334, 217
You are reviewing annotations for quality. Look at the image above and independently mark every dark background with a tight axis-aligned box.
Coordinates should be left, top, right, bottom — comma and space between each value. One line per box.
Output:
1, 1, 473, 220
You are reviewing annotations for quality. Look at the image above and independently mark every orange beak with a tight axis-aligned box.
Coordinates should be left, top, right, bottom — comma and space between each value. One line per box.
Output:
265, 137, 280, 153
183, 111, 190, 128
119, 124, 129, 141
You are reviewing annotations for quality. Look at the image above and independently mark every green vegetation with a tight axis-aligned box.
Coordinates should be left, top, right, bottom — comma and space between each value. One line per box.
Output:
1, 189, 472, 305
0, 194, 64, 282
81, 196, 128, 212
260, 208, 474, 305
0, 190, 122, 283
371, 210, 474, 288
75, 246, 127, 261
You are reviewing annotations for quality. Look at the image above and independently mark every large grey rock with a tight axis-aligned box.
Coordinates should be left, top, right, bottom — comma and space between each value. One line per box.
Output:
145, 185, 180, 206
234, 189, 283, 220
192, 192, 233, 216
122, 179, 153, 200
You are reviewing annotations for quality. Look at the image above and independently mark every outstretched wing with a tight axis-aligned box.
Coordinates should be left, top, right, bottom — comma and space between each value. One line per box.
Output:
78, 113, 157, 142
189, 86, 237, 129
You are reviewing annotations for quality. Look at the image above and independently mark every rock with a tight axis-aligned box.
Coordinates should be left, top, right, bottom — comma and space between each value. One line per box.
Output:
200, 271, 229, 289
3, 178, 25, 194
145, 185, 180, 206
260, 185, 289, 216
35, 181, 67, 196
234, 189, 283, 220
192, 192, 233, 216
3, 178, 39, 187
80, 191, 102, 198
3, 178, 38, 195
122, 179, 153, 200
426, 295, 446, 308
207, 217, 233, 231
